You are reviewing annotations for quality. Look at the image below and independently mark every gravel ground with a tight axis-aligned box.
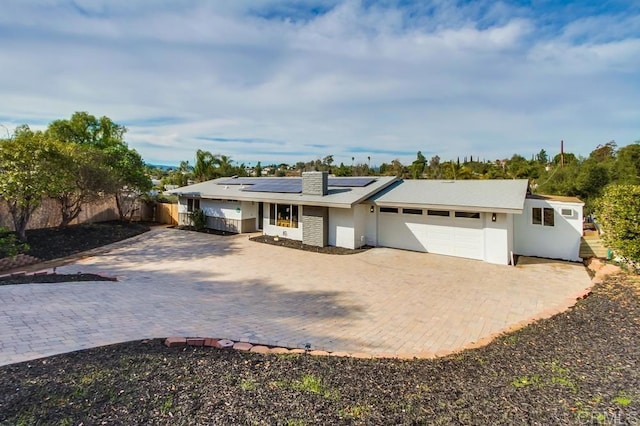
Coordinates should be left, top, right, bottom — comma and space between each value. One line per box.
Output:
0, 273, 116, 286
1, 274, 638, 425
250, 235, 372, 255
23, 221, 150, 261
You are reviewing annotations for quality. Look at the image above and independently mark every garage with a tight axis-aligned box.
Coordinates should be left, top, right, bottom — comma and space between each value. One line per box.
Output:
377, 207, 485, 260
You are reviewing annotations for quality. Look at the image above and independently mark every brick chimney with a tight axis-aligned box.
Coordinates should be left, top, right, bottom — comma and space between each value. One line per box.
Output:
302, 171, 328, 196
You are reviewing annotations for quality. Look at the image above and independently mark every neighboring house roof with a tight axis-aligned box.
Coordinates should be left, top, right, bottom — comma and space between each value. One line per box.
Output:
526, 193, 584, 204
169, 176, 399, 208
369, 179, 530, 214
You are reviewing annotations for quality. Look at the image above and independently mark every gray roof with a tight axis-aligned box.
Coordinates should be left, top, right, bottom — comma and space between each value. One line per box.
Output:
369, 179, 530, 213
169, 176, 399, 208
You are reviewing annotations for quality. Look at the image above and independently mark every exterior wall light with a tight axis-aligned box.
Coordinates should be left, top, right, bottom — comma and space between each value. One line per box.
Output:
491, 213, 497, 222
370, 205, 375, 213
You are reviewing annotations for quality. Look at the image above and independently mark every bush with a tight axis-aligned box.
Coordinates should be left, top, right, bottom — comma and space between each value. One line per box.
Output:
597, 184, 640, 266
191, 209, 207, 231
0, 227, 29, 258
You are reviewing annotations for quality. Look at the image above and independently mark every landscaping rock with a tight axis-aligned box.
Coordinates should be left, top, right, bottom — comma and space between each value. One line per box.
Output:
249, 345, 270, 354
233, 342, 253, 351
216, 339, 235, 349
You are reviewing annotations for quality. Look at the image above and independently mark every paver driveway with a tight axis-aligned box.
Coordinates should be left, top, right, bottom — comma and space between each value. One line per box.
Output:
0, 227, 592, 365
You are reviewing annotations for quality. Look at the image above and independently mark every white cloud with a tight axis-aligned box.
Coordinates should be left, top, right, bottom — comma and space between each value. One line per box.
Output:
0, 0, 638, 166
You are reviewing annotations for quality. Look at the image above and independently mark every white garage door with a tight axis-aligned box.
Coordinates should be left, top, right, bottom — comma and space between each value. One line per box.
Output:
378, 209, 485, 260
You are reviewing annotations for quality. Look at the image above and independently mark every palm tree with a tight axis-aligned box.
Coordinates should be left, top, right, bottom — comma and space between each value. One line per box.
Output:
193, 149, 216, 182
217, 154, 234, 177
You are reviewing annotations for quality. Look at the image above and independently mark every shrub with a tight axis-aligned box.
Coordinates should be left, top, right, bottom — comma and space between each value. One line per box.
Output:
597, 184, 640, 266
191, 209, 207, 231
0, 227, 29, 258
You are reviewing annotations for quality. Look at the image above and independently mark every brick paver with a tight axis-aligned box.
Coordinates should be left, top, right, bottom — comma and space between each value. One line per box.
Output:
0, 228, 592, 365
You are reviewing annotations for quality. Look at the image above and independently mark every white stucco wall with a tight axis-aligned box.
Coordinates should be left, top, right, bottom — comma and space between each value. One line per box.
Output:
363, 204, 377, 246
514, 198, 583, 262
177, 198, 188, 213
353, 204, 373, 248
328, 207, 356, 249
483, 212, 511, 265
241, 201, 258, 219
263, 202, 303, 241
200, 199, 242, 220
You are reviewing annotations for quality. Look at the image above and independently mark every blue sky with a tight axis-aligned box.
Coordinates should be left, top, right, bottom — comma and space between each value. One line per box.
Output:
0, 0, 638, 167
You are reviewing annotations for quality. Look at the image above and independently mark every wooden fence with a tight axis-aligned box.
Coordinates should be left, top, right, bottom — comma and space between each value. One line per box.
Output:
0, 198, 180, 230
155, 203, 179, 225
0, 197, 120, 231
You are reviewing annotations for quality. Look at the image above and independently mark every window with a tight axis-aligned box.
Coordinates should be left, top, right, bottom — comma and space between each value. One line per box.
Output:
428, 210, 450, 217
455, 211, 480, 219
532, 207, 554, 226
402, 208, 423, 215
561, 208, 573, 217
380, 207, 399, 213
187, 198, 200, 213
532, 207, 542, 225
544, 208, 555, 226
270, 203, 299, 228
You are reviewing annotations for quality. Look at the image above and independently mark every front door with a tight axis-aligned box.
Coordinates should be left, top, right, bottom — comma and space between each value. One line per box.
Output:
258, 202, 264, 230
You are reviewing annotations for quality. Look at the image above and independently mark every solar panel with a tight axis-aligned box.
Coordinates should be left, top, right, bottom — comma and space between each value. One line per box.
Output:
328, 177, 375, 187
242, 180, 302, 193
218, 178, 265, 185
218, 176, 375, 192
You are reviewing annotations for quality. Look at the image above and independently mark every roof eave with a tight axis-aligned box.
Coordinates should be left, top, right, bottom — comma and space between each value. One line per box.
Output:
348, 177, 400, 208
373, 201, 523, 214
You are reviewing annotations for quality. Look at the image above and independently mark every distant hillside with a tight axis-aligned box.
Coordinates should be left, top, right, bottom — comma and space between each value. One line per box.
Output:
146, 164, 176, 171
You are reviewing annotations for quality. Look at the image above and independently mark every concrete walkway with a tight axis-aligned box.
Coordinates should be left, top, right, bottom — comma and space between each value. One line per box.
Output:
0, 228, 592, 366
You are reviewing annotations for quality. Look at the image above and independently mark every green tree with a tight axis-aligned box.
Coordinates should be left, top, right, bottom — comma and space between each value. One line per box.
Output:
427, 155, 442, 179
536, 149, 548, 164
574, 159, 609, 212
597, 184, 640, 265
553, 152, 577, 166
193, 149, 217, 182
590, 140, 617, 163
217, 154, 234, 177
104, 144, 152, 221
536, 163, 579, 196
410, 151, 426, 179
47, 112, 151, 221
334, 162, 351, 177
507, 154, 531, 179
50, 143, 113, 227
254, 161, 263, 177
46, 111, 126, 148
0, 126, 61, 241
442, 161, 472, 180
613, 142, 640, 184
390, 159, 407, 178
322, 155, 334, 169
